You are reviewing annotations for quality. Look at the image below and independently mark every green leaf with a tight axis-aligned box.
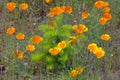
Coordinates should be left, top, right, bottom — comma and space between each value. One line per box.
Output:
58, 53, 68, 65
43, 30, 58, 38
61, 54, 68, 62
59, 31, 71, 38
59, 24, 72, 37
45, 56, 54, 64
38, 24, 51, 31
64, 44, 74, 53
46, 64, 54, 70
55, 14, 63, 27
40, 40, 52, 50
31, 52, 45, 62
61, 24, 72, 31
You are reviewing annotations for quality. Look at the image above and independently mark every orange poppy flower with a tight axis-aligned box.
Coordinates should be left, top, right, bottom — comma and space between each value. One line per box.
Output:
77, 24, 88, 34
61, 6, 66, 13
99, 17, 107, 25
20, 3, 28, 10
16, 33, 25, 40
79, 24, 88, 32
49, 47, 61, 56
49, 7, 62, 17
6, 2, 16, 11
13, 50, 23, 59
48, 12, 55, 17
88, 43, 105, 59
57, 41, 66, 49
82, 11, 89, 19
6, 27, 15, 35
26, 45, 35, 52
73, 25, 79, 31
65, 6, 72, 14
70, 69, 78, 77
94, 48, 105, 58
70, 67, 83, 77
103, 1, 109, 7
103, 7, 110, 13
103, 13, 112, 21
94, 1, 104, 9
48, 6, 72, 17
45, 0, 52, 3
31, 36, 43, 44
55, 7, 63, 15
88, 43, 98, 53
73, 24, 88, 34
48, 8, 56, 17
101, 34, 110, 41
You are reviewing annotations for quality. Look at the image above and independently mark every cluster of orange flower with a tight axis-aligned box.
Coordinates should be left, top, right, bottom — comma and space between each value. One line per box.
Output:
70, 67, 83, 77
6, 27, 25, 40
6, 2, 28, 11
73, 24, 88, 35
48, 6, 72, 17
49, 41, 66, 56
6, 27, 43, 59
5, 0, 112, 77
88, 43, 105, 58
25, 36, 43, 52
6, 1, 44, 59
13, 50, 23, 59
68, 24, 88, 44
94, 1, 112, 25
94, 1, 111, 47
